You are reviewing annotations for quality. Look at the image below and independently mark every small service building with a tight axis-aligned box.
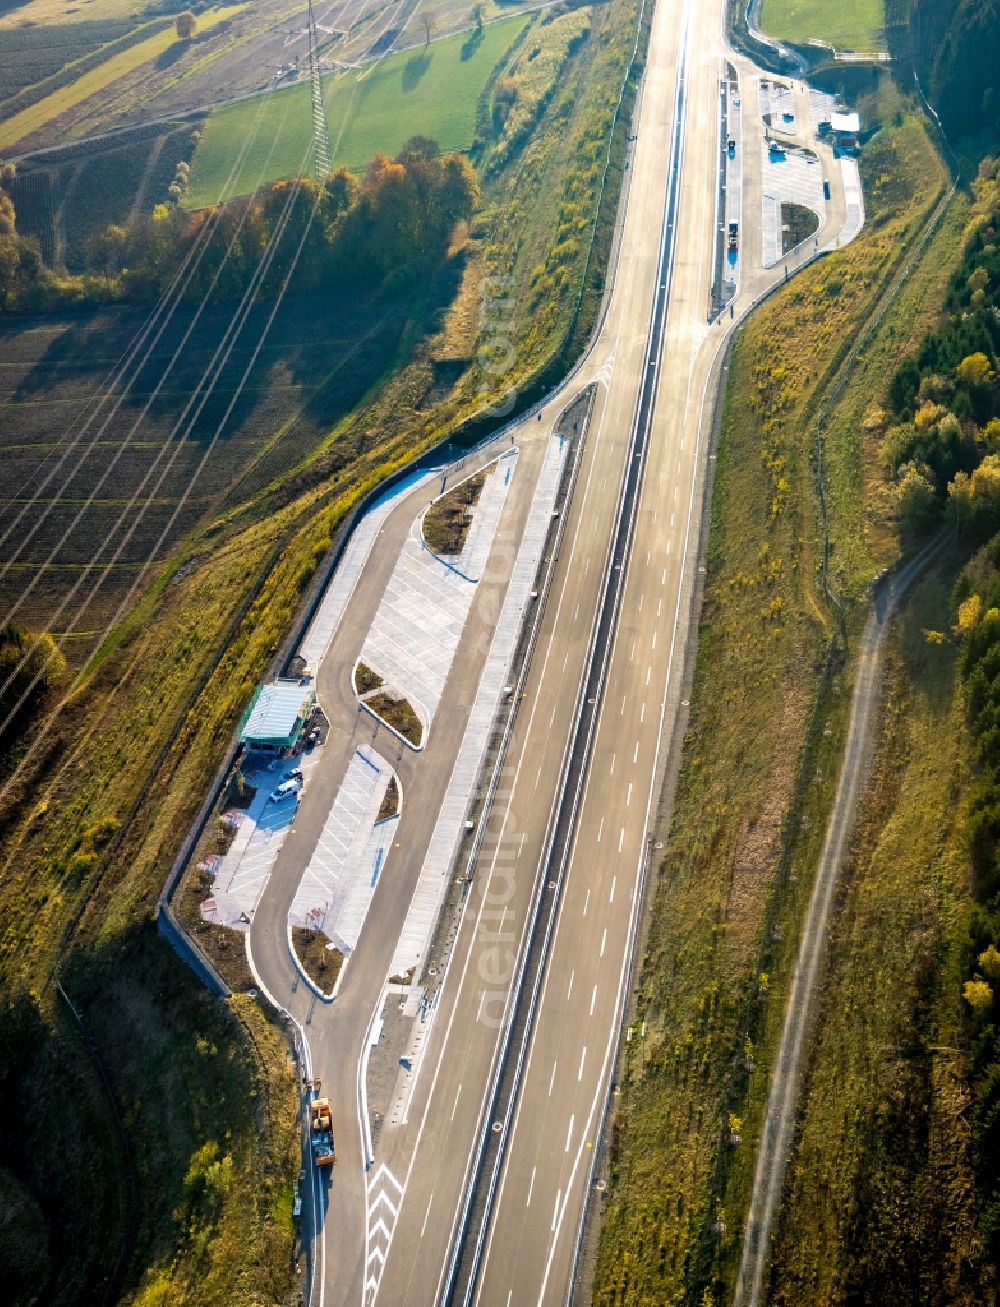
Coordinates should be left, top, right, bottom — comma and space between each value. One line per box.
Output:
238, 678, 315, 753
828, 110, 860, 151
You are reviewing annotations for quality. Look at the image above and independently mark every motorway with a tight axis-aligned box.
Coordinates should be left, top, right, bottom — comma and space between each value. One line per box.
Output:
244, 0, 859, 1302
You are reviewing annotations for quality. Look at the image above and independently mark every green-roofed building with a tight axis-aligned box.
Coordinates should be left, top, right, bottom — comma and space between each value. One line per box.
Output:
238, 678, 315, 752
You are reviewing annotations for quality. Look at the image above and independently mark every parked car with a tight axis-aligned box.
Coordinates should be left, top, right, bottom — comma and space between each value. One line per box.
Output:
270, 778, 302, 803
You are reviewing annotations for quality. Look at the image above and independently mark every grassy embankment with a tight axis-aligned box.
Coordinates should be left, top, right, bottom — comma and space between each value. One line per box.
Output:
0, 5, 247, 152
760, 0, 886, 52
593, 100, 963, 1302
0, 2, 644, 1303
765, 564, 991, 1304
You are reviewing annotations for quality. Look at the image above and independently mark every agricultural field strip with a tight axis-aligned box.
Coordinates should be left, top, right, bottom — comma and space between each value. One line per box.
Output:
0, 0, 417, 807
0, 16, 140, 107
0, 84, 289, 624
0, 5, 249, 153
0, 79, 288, 550
188, 8, 527, 205
0, 0, 400, 600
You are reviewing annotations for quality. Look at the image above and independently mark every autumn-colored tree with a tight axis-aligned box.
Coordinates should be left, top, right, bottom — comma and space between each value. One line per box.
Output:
322, 166, 359, 227
958, 351, 996, 389
980, 943, 1000, 984
84, 223, 128, 284
0, 172, 52, 312
950, 454, 1000, 541
895, 462, 939, 533
964, 976, 994, 1014
175, 10, 197, 39
0, 623, 65, 751
58, 140, 476, 308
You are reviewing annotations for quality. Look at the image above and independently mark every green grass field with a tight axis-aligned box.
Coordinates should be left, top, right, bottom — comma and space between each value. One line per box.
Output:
760, 0, 885, 53
188, 14, 529, 207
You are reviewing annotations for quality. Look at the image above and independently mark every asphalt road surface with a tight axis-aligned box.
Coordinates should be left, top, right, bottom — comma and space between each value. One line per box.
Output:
244, 0, 859, 1301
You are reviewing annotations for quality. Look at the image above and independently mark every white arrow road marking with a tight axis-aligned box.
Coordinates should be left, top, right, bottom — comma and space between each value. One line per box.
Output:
363, 1162, 405, 1304
367, 1162, 403, 1196
367, 1189, 398, 1220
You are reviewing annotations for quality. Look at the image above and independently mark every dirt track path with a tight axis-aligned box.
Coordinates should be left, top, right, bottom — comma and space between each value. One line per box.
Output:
733, 536, 946, 1307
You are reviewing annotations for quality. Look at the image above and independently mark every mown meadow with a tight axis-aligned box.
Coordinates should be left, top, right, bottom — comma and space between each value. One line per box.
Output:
760, 0, 886, 53
188, 14, 530, 207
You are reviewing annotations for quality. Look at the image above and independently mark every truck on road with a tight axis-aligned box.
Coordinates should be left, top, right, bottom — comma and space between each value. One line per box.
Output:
728, 221, 739, 253
310, 1097, 336, 1167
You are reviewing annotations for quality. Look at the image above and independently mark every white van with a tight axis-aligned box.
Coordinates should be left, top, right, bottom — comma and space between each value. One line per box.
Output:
269, 778, 302, 803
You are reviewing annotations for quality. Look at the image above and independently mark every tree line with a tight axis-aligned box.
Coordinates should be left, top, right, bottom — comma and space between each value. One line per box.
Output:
907, 0, 1000, 143
0, 137, 478, 313
883, 158, 1000, 538
893, 152, 1000, 1273
950, 544, 1000, 1269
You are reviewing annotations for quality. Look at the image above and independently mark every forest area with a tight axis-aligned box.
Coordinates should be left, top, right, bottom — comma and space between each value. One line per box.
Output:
0, 140, 478, 311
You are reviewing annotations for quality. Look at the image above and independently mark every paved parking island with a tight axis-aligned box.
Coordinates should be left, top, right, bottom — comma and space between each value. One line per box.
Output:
839, 157, 865, 245
434, 451, 519, 582
388, 434, 567, 986
287, 744, 399, 955
298, 468, 437, 676
202, 756, 316, 927
359, 451, 518, 731
760, 141, 824, 267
